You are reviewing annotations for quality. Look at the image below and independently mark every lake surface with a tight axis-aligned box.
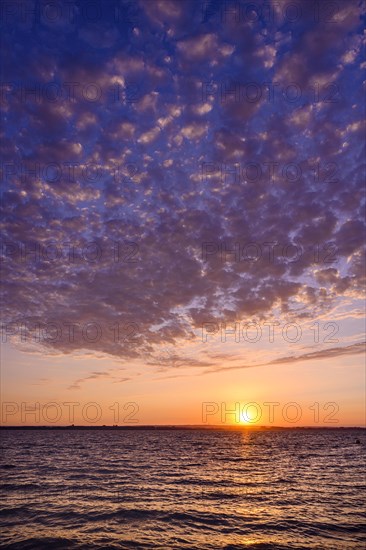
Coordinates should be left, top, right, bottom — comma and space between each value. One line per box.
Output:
0, 428, 365, 549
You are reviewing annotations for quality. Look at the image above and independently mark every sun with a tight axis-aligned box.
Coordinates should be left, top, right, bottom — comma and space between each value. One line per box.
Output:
240, 406, 259, 425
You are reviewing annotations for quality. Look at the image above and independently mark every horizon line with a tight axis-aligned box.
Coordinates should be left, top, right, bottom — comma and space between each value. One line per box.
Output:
1, 424, 365, 430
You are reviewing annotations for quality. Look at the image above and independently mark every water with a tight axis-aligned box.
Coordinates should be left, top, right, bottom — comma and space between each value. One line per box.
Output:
0, 428, 365, 549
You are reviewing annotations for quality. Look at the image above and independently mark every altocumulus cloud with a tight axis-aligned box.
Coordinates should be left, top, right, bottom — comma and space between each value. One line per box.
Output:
1, 0, 365, 365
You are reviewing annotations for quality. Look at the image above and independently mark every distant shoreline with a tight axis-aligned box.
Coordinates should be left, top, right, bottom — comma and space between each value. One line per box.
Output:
0, 425, 365, 430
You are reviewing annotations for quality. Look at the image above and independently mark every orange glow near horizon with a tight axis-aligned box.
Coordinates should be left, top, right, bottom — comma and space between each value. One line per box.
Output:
1, 343, 365, 428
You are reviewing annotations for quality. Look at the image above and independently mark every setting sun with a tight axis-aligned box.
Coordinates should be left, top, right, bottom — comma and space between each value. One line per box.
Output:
240, 404, 261, 425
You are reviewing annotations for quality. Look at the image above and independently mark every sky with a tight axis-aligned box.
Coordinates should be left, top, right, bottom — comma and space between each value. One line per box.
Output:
0, 0, 365, 427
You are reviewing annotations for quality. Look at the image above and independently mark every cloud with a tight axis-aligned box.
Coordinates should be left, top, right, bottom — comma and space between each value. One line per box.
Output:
1, 0, 364, 373
68, 370, 130, 390
177, 33, 234, 62
203, 342, 366, 375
